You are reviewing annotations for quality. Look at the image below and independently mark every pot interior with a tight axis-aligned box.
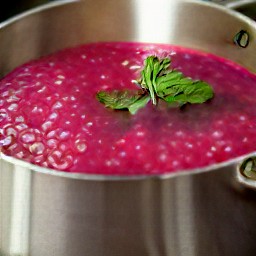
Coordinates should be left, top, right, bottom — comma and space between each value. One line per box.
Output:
0, 0, 256, 79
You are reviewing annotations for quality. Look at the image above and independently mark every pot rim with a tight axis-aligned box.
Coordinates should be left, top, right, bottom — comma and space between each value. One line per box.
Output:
225, 0, 256, 9
1, 0, 256, 181
2, 151, 256, 181
1, 0, 254, 31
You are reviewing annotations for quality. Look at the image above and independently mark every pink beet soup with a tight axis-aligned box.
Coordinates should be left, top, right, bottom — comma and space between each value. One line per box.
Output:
0, 42, 256, 175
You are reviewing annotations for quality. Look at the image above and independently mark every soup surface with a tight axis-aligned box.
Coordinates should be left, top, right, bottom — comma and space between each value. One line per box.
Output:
0, 42, 256, 175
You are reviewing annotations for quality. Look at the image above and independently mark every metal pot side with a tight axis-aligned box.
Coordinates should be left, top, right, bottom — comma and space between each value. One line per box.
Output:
1, 1, 256, 255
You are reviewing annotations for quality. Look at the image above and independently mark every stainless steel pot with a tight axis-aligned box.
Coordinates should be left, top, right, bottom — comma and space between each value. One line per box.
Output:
1, 1, 256, 255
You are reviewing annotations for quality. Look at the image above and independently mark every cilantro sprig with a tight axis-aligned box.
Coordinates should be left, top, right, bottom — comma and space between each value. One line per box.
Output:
96, 55, 214, 114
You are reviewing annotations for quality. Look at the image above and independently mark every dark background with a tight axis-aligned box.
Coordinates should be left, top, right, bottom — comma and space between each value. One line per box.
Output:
0, 0, 56, 22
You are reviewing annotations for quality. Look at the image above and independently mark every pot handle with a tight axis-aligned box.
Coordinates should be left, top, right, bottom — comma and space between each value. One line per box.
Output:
236, 156, 256, 190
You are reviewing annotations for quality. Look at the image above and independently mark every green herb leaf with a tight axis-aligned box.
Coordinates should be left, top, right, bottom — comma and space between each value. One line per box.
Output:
128, 94, 151, 114
139, 56, 171, 105
96, 55, 214, 114
96, 90, 150, 114
155, 70, 214, 105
